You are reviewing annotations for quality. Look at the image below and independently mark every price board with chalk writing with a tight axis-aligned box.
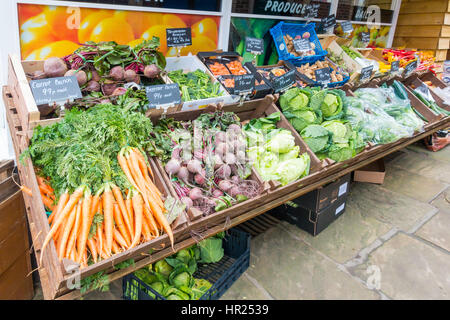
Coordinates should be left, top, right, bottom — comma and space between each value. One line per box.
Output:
272, 69, 296, 93
29, 76, 82, 106
145, 83, 181, 109
341, 21, 353, 33
234, 74, 255, 95
245, 37, 264, 54
166, 28, 192, 47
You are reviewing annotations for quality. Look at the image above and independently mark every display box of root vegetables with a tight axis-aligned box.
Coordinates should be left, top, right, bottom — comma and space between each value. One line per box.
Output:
7, 41, 172, 135
164, 55, 238, 111
196, 51, 273, 99
288, 58, 350, 88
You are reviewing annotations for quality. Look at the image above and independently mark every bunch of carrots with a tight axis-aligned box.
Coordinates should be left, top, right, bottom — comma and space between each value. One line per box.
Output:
39, 147, 173, 268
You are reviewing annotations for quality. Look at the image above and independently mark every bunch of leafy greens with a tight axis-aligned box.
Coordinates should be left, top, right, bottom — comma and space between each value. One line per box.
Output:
280, 87, 365, 163
65, 38, 166, 76
244, 112, 310, 186
168, 69, 223, 102
20, 102, 155, 198
131, 233, 225, 300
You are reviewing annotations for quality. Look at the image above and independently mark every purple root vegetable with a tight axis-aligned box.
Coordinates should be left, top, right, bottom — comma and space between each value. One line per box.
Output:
102, 83, 118, 96
194, 173, 205, 185
215, 131, 226, 143
110, 66, 125, 81
230, 175, 240, 184
212, 189, 224, 198
187, 159, 202, 174
144, 64, 160, 78
91, 70, 101, 82
193, 150, 204, 161
65, 69, 88, 86
165, 159, 181, 175
214, 154, 224, 169
181, 197, 193, 209
132, 75, 141, 84
215, 142, 227, 156
215, 164, 231, 180
112, 87, 127, 96
189, 187, 203, 201
86, 80, 101, 92
171, 148, 182, 160
124, 69, 137, 82
44, 57, 68, 78
177, 166, 190, 183
224, 153, 236, 165
227, 124, 242, 133
228, 185, 241, 197
218, 180, 233, 192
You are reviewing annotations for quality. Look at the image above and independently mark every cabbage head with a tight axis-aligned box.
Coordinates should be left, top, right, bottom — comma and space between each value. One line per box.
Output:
274, 153, 311, 186
322, 120, 352, 144
266, 130, 295, 154
300, 125, 332, 153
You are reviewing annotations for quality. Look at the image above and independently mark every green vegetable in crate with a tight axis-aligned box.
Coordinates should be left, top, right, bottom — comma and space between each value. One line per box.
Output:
300, 125, 332, 153
169, 265, 195, 288
197, 237, 225, 264
284, 109, 321, 132
154, 260, 173, 278
318, 91, 346, 120
168, 69, 223, 102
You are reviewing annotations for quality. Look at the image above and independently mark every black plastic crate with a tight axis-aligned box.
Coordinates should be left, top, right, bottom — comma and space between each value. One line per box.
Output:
122, 228, 250, 300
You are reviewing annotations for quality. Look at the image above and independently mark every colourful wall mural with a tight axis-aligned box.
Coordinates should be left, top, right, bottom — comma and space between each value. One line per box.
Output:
18, 4, 220, 60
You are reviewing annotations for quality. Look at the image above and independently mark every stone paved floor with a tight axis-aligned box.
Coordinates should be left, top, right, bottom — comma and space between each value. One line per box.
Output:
33, 143, 450, 300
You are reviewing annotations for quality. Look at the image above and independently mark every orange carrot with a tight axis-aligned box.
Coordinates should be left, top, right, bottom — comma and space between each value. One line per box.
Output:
20, 185, 33, 197
39, 184, 53, 197
90, 193, 101, 221
87, 238, 98, 264
40, 186, 84, 265
57, 201, 80, 260
113, 203, 131, 247
130, 191, 143, 248
102, 184, 114, 255
48, 191, 69, 225
112, 240, 121, 254
125, 193, 134, 237
77, 190, 92, 262
66, 201, 82, 261
118, 151, 140, 191
112, 185, 133, 239
96, 201, 104, 257
144, 206, 160, 238
141, 215, 152, 241
113, 228, 128, 249
133, 147, 154, 181
40, 192, 55, 211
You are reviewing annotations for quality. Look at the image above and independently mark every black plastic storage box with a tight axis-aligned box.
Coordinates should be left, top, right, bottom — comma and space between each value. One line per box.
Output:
271, 195, 348, 236
295, 173, 351, 212
122, 228, 250, 300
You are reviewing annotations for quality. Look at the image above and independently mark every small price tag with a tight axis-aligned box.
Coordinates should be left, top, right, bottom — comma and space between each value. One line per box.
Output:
360, 32, 370, 43
234, 74, 255, 95
321, 14, 336, 30
272, 69, 296, 93
314, 67, 331, 84
341, 21, 354, 34
390, 60, 400, 73
360, 65, 373, 82
403, 59, 418, 76
30, 75, 82, 106
293, 38, 311, 52
166, 28, 192, 47
245, 37, 264, 55
335, 203, 345, 216
145, 83, 181, 109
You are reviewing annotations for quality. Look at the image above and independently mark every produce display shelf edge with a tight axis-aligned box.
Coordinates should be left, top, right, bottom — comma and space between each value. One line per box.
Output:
3, 83, 449, 300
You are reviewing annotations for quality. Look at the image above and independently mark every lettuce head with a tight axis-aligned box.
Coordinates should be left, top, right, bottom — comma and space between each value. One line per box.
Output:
266, 130, 295, 154
274, 153, 311, 186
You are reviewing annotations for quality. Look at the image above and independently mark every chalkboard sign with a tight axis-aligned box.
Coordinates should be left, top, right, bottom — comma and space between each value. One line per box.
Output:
293, 38, 311, 52
360, 65, 373, 82
272, 69, 296, 93
341, 21, 353, 33
315, 67, 331, 84
360, 32, 370, 43
391, 60, 400, 73
245, 37, 264, 54
166, 28, 192, 47
403, 59, 418, 76
145, 83, 181, 109
29, 75, 82, 106
321, 14, 336, 30
234, 74, 255, 95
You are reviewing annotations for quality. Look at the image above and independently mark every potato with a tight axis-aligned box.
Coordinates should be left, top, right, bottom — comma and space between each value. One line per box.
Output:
44, 57, 68, 78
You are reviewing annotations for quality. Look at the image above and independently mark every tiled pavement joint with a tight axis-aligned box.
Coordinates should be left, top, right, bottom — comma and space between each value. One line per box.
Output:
407, 232, 450, 255
243, 273, 275, 300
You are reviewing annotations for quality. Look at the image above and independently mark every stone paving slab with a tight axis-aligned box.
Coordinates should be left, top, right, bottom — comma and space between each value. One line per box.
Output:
381, 165, 447, 203
349, 233, 450, 300
406, 144, 450, 164
241, 225, 379, 300
280, 200, 391, 264
390, 147, 450, 184
430, 187, 450, 214
220, 273, 272, 300
347, 182, 437, 232
415, 211, 450, 252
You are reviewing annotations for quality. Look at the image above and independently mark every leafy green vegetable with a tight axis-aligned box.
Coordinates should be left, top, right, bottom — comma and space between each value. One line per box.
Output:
274, 154, 310, 186
197, 237, 224, 263
168, 69, 223, 101
154, 260, 173, 278
300, 125, 332, 153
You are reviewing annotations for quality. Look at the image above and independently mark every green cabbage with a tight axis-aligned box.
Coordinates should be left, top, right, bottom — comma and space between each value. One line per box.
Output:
274, 154, 311, 186
266, 130, 295, 154
322, 120, 352, 144
300, 125, 332, 153
279, 87, 310, 112
279, 145, 300, 162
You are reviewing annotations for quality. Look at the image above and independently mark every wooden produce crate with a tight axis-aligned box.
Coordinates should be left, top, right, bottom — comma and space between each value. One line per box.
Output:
148, 94, 325, 216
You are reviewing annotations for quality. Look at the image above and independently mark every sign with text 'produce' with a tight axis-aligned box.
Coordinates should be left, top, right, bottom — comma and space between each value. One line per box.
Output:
273, 69, 296, 93
145, 83, 181, 109
234, 74, 255, 94
30, 76, 82, 106
166, 28, 192, 47
245, 37, 264, 54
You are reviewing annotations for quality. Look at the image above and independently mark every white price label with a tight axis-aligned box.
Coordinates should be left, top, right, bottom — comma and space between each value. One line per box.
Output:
335, 203, 345, 216
338, 182, 348, 197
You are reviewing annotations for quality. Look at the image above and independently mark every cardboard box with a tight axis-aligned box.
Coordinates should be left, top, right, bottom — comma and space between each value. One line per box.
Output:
294, 173, 351, 212
271, 195, 348, 236
353, 158, 386, 184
